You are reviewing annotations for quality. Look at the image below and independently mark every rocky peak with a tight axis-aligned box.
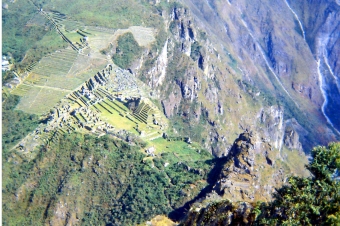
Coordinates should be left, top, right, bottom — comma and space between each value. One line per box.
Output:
171, 6, 196, 55
177, 129, 309, 225
198, 130, 309, 204
181, 200, 254, 226
213, 132, 256, 202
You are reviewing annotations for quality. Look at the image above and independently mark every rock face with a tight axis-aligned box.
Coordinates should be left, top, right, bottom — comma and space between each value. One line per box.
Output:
162, 91, 182, 118
283, 119, 305, 152
174, 132, 309, 225
211, 132, 290, 203
180, 200, 255, 226
147, 39, 169, 87
312, 4, 340, 132
213, 133, 256, 202
189, 132, 309, 208
140, 0, 339, 156
258, 106, 285, 151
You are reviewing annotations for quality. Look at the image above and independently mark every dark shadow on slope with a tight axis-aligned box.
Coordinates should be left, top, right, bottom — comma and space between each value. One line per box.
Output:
168, 133, 252, 222
168, 156, 230, 221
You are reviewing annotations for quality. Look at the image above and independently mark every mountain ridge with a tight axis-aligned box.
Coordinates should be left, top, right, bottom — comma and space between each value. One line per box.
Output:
2, 0, 339, 224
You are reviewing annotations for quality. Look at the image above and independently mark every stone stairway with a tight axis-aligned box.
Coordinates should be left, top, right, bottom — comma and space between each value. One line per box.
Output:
133, 101, 152, 124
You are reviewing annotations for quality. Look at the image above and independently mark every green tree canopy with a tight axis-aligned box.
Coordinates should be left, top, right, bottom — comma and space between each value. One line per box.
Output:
257, 142, 340, 225
112, 32, 142, 69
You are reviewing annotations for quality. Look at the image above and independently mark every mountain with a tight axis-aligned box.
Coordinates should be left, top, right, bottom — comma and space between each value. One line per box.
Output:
2, 0, 339, 224
142, 0, 340, 156
179, 142, 340, 225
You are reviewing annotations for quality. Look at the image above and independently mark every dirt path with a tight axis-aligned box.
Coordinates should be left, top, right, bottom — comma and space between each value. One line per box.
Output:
23, 83, 73, 92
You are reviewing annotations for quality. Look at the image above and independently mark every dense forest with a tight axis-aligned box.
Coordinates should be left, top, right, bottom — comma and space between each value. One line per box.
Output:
256, 142, 340, 225
2, 93, 213, 225
2, 94, 40, 152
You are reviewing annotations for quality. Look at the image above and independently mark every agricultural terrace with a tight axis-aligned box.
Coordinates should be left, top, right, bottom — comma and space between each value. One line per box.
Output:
11, 47, 106, 114
129, 26, 156, 46
10, 21, 156, 115
12, 62, 169, 155
27, 0, 163, 29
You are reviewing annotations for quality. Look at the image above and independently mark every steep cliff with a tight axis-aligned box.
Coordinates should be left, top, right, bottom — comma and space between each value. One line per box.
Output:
172, 132, 309, 224
197, 132, 308, 204
3, 0, 340, 224
180, 200, 255, 225
286, 0, 340, 132
136, 1, 339, 157
179, 142, 340, 226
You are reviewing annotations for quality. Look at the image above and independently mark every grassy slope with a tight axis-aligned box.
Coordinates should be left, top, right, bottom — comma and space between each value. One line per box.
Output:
2, 0, 163, 70
32, 0, 163, 29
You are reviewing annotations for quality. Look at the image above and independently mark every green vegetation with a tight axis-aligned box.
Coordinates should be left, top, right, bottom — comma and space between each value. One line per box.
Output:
2, 0, 46, 63
92, 102, 138, 134
20, 30, 69, 68
33, 0, 158, 29
168, 111, 207, 145
180, 200, 255, 225
2, 71, 16, 84
153, 26, 168, 53
256, 142, 340, 225
190, 41, 203, 61
2, 132, 213, 225
239, 79, 277, 106
180, 142, 340, 225
225, 49, 238, 71
113, 32, 143, 69
2, 94, 40, 152
15, 86, 70, 115
3, 0, 166, 72
2, 1, 68, 71
150, 138, 209, 159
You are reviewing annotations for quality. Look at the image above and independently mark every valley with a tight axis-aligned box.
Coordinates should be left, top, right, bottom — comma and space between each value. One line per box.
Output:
2, 0, 339, 225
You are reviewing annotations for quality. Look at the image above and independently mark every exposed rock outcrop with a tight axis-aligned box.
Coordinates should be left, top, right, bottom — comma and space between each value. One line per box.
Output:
140, 0, 339, 157
178, 130, 309, 225
193, 131, 309, 207
213, 133, 256, 203
180, 200, 255, 226
283, 118, 306, 152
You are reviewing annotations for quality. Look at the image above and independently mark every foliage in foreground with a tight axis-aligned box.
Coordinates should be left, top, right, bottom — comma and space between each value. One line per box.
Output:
180, 142, 340, 225
256, 142, 340, 225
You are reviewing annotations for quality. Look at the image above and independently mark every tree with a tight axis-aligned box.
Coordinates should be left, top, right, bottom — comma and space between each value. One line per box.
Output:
257, 142, 340, 225
112, 32, 142, 69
